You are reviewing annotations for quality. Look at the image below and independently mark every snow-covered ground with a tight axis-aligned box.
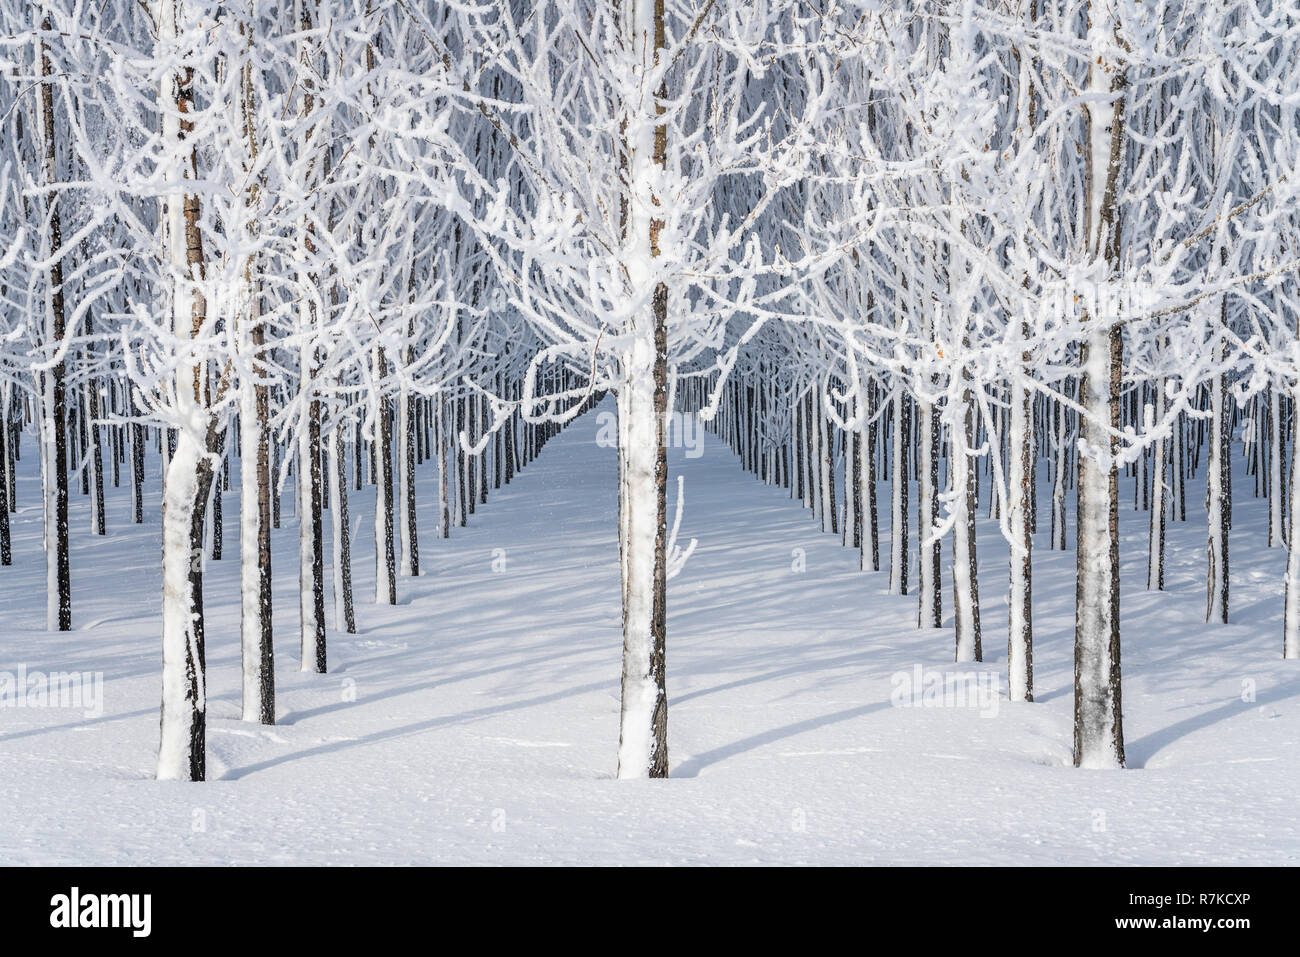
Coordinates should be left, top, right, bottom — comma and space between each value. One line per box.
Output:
1, 401, 1297, 865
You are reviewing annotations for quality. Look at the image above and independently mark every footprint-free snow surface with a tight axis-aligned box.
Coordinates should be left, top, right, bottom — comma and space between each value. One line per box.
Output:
1, 400, 1297, 865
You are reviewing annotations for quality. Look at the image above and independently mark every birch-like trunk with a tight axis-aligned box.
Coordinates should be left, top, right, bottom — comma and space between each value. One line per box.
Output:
952, 388, 982, 662
1050, 390, 1069, 550
1206, 349, 1229, 623
436, 396, 450, 538
888, 392, 909, 595
0, 392, 8, 565
297, 394, 326, 670
156, 0, 214, 779
1286, 381, 1300, 657
616, 0, 669, 780
1008, 376, 1034, 699
916, 390, 940, 628
37, 21, 70, 631
398, 350, 419, 575
861, 381, 879, 571
1073, 0, 1126, 768
373, 346, 396, 604
1146, 377, 1166, 591
329, 423, 355, 633
295, 0, 326, 670
238, 362, 274, 722
1269, 387, 1284, 547
237, 36, 274, 722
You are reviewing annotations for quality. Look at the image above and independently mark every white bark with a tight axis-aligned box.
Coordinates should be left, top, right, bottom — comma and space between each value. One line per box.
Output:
155, 0, 208, 780
398, 383, 413, 575
1286, 385, 1300, 658
888, 393, 907, 594
1147, 379, 1166, 591
1206, 359, 1229, 623
238, 373, 269, 721
1074, 329, 1122, 768
615, 0, 668, 779
1008, 379, 1033, 699
1270, 387, 1283, 547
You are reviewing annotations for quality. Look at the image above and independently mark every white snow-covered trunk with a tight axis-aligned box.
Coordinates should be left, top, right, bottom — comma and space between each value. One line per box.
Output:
858, 410, 877, 572
1270, 387, 1284, 547
297, 414, 324, 670
236, 40, 273, 722
1008, 380, 1033, 700
158, 431, 209, 780
1051, 395, 1069, 550
951, 391, 981, 663
328, 425, 353, 633
373, 347, 395, 604
375, 428, 392, 600
1073, 0, 1126, 769
615, 371, 667, 779
818, 395, 834, 534
1286, 385, 1300, 658
35, 31, 69, 632
888, 393, 908, 595
1172, 406, 1185, 521
2, 382, 13, 516
798, 397, 812, 508
842, 419, 853, 545
40, 396, 58, 630
155, 0, 211, 780
1074, 328, 1123, 768
616, 0, 669, 780
916, 395, 940, 627
437, 397, 450, 539
86, 382, 102, 536
1206, 360, 1229, 623
398, 384, 414, 575
238, 372, 273, 723
294, 11, 326, 668
807, 393, 821, 521
1146, 379, 1166, 591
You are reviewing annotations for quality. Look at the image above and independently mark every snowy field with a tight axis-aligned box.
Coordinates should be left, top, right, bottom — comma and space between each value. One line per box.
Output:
0, 399, 1297, 866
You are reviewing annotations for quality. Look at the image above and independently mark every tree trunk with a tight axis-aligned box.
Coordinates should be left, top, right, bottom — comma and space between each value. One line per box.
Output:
1074, 326, 1125, 768
37, 21, 70, 631
298, 394, 326, 671
1050, 389, 1069, 550
329, 421, 356, 632
84, 316, 105, 536
374, 347, 396, 604
1008, 377, 1034, 699
1147, 377, 1166, 591
616, 0, 669, 780
296, 0, 326, 670
156, 2, 213, 779
437, 396, 451, 538
0, 396, 10, 565
398, 373, 419, 576
1270, 387, 1284, 547
1206, 349, 1229, 623
916, 390, 940, 627
1285, 383, 1300, 658
1073, 0, 1126, 768
888, 392, 909, 595
952, 388, 982, 662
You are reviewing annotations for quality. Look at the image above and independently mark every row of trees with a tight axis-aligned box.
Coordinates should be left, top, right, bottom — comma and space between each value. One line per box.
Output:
1, 0, 1297, 778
